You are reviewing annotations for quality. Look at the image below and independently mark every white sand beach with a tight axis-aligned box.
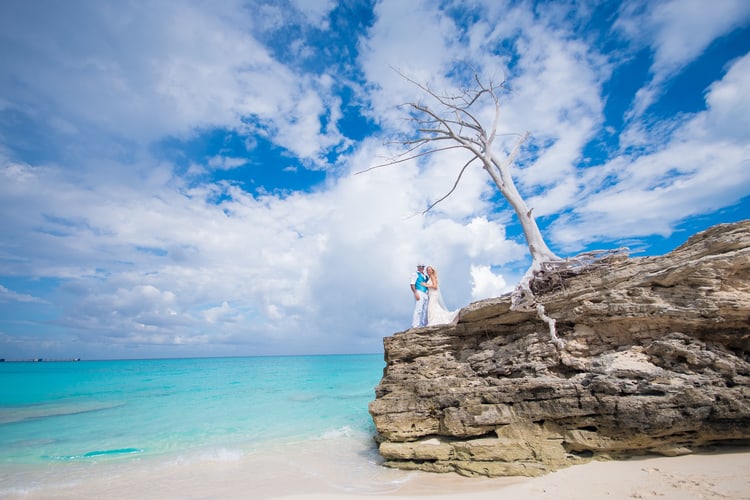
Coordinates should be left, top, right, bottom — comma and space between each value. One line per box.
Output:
274, 449, 750, 500
5, 442, 748, 499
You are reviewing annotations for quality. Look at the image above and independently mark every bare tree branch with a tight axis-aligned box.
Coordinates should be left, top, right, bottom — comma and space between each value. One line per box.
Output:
421, 156, 479, 214
355, 145, 464, 175
369, 69, 561, 270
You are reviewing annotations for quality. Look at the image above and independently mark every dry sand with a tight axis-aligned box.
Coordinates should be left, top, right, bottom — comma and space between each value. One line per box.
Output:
275, 449, 750, 500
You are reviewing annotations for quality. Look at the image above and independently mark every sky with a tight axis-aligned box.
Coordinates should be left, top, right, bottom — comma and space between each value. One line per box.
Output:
0, 0, 749, 360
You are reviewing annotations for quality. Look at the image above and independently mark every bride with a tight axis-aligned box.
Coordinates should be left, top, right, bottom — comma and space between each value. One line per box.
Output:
425, 266, 459, 326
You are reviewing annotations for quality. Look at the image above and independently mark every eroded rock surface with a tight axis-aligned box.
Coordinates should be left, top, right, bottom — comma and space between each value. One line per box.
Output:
369, 220, 750, 477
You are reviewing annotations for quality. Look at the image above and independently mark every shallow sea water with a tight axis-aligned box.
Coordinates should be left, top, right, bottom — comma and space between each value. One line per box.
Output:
0, 354, 426, 498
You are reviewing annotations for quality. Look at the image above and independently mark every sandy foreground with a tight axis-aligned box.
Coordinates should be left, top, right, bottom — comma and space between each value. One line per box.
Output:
275, 449, 750, 500
4, 443, 748, 499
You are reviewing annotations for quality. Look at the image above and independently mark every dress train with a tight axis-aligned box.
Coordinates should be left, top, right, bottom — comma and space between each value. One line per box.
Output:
427, 287, 458, 326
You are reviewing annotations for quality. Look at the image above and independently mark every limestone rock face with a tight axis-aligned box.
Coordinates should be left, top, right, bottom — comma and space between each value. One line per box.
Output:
369, 221, 750, 477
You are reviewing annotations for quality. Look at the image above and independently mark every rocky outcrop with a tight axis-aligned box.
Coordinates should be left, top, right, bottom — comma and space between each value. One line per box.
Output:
369, 220, 750, 477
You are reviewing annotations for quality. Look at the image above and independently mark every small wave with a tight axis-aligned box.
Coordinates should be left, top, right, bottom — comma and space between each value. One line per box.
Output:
318, 426, 354, 440
168, 447, 246, 466
0, 401, 125, 425
0, 486, 38, 498
198, 448, 245, 462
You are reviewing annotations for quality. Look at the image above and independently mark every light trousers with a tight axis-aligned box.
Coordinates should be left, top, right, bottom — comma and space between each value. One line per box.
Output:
412, 290, 428, 328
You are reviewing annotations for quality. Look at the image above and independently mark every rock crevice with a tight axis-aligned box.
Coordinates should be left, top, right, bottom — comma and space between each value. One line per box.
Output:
369, 221, 750, 477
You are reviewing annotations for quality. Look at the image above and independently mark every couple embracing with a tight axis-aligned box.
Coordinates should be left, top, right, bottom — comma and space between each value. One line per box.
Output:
410, 263, 458, 328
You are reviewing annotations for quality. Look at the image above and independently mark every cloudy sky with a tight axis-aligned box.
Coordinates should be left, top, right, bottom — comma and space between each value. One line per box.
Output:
1, 0, 748, 360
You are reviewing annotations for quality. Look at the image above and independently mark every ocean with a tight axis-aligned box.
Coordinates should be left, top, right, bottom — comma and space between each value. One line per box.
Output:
0, 354, 424, 499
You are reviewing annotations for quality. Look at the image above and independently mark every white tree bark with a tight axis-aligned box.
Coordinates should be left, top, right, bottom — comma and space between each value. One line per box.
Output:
483, 132, 560, 267
363, 73, 561, 268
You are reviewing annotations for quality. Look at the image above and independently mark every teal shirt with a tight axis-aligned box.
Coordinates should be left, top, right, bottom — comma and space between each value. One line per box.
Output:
414, 272, 428, 293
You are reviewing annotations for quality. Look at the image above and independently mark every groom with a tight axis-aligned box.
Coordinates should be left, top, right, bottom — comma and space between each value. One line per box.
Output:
410, 264, 429, 328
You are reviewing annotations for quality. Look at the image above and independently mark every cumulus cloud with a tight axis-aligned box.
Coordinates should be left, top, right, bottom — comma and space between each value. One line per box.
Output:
470, 265, 512, 301
0, 0, 747, 359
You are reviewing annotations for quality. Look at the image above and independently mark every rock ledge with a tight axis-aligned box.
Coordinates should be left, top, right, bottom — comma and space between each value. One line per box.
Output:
369, 220, 750, 477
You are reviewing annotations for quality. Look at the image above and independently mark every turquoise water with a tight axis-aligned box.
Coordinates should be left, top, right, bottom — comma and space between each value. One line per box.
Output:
0, 355, 384, 466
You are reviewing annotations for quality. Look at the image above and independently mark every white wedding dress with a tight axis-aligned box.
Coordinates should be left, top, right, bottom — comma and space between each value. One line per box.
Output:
427, 286, 458, 326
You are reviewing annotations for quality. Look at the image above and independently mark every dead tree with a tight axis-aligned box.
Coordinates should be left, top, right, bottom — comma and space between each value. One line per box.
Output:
359, 73, 578, 347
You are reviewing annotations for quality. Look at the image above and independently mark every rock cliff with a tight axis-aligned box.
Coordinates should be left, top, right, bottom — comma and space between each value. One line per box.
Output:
369, 220, 750, 477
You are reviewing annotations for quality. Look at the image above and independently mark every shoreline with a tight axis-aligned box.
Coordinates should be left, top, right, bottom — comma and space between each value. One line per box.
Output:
4, 442, 748, 499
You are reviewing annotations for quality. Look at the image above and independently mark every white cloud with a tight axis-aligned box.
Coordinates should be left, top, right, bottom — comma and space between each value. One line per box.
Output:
362, 0, 609, 224
636, 0, 749, 77
0, 1, 747, 358
0, 132, 532, 355
550, 53, 750, 250
359, 0, 461, 127
208, 156, 248, 170
203, 301, 237, 324
0, 1, 346, 167
616, 0, 750, 118
470, 265, 512, 300
289, 0, 335, 26
0, 285, 46, 304
697, 53, 750, 141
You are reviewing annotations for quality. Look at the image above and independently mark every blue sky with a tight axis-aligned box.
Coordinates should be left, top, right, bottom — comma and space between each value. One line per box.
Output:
1, 0, 748, 360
